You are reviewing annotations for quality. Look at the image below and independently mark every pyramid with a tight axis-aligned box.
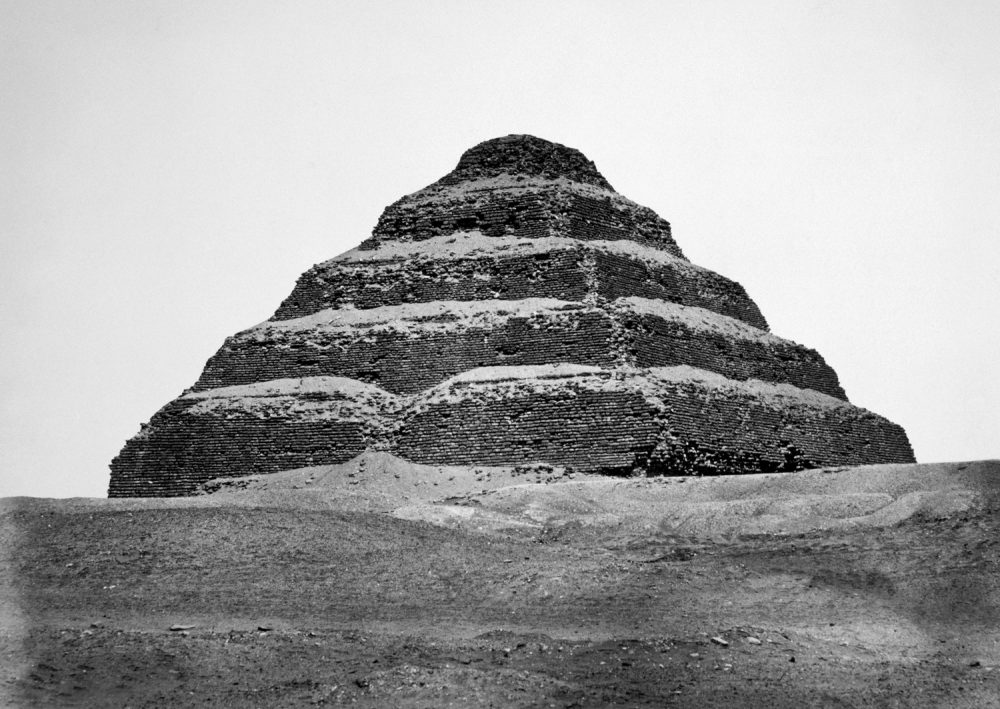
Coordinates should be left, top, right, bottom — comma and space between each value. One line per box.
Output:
109, 135, 915, 497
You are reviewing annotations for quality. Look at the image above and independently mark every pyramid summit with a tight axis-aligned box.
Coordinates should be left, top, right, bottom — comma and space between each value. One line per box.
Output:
109, 135, 914, 497
360, 134, 684, 259
444, 134, 615, 188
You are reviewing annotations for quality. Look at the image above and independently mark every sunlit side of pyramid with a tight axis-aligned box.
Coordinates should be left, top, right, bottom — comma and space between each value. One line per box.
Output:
109, 135, 914, 497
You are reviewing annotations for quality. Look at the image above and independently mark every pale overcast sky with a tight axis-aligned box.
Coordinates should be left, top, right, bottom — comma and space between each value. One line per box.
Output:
2, 1, 998, 497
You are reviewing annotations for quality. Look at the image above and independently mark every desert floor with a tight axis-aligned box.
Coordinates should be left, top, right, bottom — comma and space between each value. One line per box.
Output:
2, 456, 999, 707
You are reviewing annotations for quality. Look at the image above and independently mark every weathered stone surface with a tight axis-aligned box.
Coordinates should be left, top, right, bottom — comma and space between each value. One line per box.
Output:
364, 135, 681, 256
109, 135, 914, 497
108, 378, 399, 497
198, 298, 842, 398
442, 134, 614, 189
109, 365, 909, 496
272, 234, 766, 328
397, 365, 910, 476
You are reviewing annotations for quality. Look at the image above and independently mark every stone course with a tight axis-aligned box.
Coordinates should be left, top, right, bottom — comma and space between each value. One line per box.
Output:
109, 135, 914, 497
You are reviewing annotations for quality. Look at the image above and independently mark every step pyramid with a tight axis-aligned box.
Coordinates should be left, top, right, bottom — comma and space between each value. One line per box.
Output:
109, 135, 915, 497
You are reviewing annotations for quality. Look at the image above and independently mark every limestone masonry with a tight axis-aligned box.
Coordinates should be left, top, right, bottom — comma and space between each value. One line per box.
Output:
109, 135, 914, 496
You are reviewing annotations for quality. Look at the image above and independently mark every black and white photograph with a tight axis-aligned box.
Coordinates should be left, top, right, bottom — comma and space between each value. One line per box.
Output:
2, 1, 999, 706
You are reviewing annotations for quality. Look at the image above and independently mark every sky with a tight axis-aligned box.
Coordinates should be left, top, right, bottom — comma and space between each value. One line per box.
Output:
2, 0, 998, 498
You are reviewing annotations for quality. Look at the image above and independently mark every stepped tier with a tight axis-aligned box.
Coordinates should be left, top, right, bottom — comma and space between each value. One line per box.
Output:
109, 134, 915, 497
365, 135, 683, 256
273, 233, 767, 329
109, 378, 398, 497
399, 365, 912, 476
198, 297, 843, 398
109, 367, 911, 497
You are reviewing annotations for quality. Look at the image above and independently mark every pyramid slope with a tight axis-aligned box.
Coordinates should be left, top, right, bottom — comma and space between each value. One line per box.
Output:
109, 135, 914, 497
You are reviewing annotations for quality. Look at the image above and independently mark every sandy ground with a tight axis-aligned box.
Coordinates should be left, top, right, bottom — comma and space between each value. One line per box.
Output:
2, 455, 999, 707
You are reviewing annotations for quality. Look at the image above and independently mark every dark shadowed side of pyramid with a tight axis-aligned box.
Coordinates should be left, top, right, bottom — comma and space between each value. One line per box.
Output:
109, 135, 914, 497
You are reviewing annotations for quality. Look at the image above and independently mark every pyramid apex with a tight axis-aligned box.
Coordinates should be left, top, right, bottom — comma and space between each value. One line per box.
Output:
444, 134, 613, 190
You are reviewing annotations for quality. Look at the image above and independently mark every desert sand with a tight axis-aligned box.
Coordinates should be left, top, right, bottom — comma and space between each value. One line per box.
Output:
3, 456, 999, 707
